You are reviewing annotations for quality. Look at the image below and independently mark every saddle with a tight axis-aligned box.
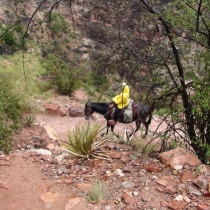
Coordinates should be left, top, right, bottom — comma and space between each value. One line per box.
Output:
109, 99, 137, 124
122, 99, 137, 123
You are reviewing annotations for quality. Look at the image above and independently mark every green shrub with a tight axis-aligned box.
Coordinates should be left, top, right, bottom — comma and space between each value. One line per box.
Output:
66, 45, 71, 50
14, 0, 24, 6
14, 24, 23, 33
48, 12, 69, 34
87, 180, 108, 203
131, 138, 158, 155
0, 125, 13, 153
0, 76, 21, 153
55, 68, 79, 95
3, 30, 16, 46
40, 54, 81, 95
154, 108, 168, 116
53, 40, 60, 49
0, 52, 51, 112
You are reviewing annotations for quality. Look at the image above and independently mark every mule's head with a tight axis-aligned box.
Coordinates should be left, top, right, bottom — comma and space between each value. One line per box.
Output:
84, 99, 93, 120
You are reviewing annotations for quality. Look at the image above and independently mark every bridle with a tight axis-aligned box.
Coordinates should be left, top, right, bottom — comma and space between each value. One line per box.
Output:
85, 99, 114, 121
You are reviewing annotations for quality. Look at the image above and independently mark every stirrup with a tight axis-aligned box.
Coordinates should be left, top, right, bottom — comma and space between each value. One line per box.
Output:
108, 119, 115, 126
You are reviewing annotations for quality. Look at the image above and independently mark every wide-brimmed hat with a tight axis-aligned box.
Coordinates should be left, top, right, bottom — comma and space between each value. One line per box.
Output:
122, 82, 127, 86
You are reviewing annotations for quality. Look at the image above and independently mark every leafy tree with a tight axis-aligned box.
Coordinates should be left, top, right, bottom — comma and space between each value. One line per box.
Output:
134, 0, 210, 162
77, 0, 210, 162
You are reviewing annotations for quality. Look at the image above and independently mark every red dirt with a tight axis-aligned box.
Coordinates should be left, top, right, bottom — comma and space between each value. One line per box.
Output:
0, 91, 209, 210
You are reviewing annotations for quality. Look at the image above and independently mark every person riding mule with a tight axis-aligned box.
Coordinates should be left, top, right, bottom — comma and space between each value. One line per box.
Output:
84, 81, 154, 138
84, 99, 152, 138
109, 82, 131, 125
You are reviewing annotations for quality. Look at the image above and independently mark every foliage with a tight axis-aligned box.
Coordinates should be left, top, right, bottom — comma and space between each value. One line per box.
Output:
0, 23, 26, 49
48, 12, 69, 35
87, 180, 108, 203
14, 24, 23, 33
131, 138, 158, 155
0, 52, 52, 112
154, 108, 168, 117
127, 0, 210, 163
63, 123, 111, 160
1, 0, 210, 163
23, 115, 36, 127
0, 76, 21, 153
40, 54, 81, 95
52, 40, 61, 50
14, 0, 25, 6
2, 30, 16, 46
90, 70, 107, 90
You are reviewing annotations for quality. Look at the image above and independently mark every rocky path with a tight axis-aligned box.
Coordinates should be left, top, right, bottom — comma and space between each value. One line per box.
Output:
1, 92, 210, 210
0, 152, 69, 210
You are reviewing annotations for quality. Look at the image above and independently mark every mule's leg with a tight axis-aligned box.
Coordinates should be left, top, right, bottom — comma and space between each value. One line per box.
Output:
127, 121, 141, 142
110, 125, 114, 133
142, 121, 149, 137
129, 120, 141, 137
101, 123, 110, 136
110, 125, 119, 138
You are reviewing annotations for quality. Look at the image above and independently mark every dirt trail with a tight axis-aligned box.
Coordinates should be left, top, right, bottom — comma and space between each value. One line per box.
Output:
0, 153, 47, 210
0, 151, 71, 210
0, 90, 167, 210
36, 113, 166, 143
0, 114, 89, 210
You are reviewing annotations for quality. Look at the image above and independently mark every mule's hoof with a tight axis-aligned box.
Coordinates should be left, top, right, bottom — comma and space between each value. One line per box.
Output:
101, 133, 106, 137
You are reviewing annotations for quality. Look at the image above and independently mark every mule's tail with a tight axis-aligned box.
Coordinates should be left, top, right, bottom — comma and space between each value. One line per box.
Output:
147, 112, 152, 125
147, 101, 156, 125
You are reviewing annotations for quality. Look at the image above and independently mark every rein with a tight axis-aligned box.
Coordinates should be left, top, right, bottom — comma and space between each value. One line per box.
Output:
86, 101, 112, 119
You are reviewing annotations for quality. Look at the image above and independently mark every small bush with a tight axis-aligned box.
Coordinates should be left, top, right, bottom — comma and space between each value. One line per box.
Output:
0, 76, 21, 153
14, 24, 23, 33
131, 138, 158, 155
48, 12, 69, 35
0, 125, 13, 153
3, 30, 16, 46
87, 180, 108, 203
155, 108, 168, 116
55, 68, 79, 95
53, 40, 60, 49
23, 115, 35, 127
40, 54, 81, 95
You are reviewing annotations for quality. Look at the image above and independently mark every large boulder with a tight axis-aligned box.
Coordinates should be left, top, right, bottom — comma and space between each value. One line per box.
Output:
45, 103, 60, 115
69, 107, 84, 117
159, 147, 201, 168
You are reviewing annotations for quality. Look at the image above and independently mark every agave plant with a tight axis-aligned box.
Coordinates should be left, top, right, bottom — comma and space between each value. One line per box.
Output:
23, 115, 36, 127
63, 123, 111, 160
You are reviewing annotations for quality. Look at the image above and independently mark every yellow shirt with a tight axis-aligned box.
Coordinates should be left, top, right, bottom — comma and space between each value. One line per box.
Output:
112, 85, 130, 109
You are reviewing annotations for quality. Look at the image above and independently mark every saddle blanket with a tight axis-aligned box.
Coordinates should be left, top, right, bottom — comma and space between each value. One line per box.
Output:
123, 99, 134, 123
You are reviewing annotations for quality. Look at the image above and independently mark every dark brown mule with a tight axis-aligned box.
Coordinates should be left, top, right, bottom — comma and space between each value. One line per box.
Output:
84, 99, 152, 138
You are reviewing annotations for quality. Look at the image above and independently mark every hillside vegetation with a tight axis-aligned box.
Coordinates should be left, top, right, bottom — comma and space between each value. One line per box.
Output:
0, 0, 210, 163
0, 50, 114, 153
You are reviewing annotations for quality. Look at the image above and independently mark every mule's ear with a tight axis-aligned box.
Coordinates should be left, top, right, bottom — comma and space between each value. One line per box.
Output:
87, 98, 91, 106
